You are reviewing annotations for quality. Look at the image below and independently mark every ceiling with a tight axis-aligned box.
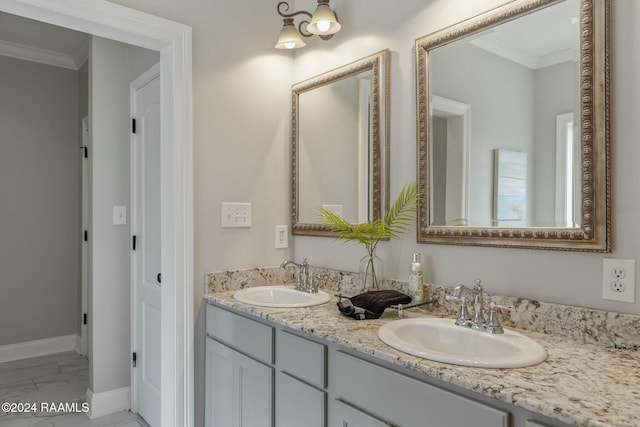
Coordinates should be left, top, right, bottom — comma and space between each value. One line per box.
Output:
0, 11, 89, 69
468, 0, 580, 70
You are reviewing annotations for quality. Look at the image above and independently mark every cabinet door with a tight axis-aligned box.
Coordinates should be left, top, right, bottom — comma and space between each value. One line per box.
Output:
235, 350, 273, 427
276, 371, 326, 427
205, 338, 273, 427
205, 338, 234, 427
331, 350, 508, 427
330, 399, 392, 427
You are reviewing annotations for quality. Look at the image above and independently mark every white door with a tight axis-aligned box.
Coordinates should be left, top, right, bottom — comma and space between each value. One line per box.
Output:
131, 63, 161, 427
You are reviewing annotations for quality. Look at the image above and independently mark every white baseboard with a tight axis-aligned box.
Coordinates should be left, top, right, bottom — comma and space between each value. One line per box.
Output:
87, 387, 131, 419
0, 334, 79, 363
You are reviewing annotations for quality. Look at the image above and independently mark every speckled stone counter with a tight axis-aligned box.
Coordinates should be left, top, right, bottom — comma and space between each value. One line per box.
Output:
204, 267, 640, 427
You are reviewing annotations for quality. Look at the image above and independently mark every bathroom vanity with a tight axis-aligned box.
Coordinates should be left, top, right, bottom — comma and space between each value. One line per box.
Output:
203, 284, 640, 427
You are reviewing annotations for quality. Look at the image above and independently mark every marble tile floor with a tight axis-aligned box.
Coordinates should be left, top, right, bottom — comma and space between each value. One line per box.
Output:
0, 351, 148, 427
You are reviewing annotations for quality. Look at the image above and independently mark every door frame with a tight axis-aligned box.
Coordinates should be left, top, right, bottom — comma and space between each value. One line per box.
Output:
0, 1, 194, 426
130, 62, 161, 418
81, 115, 89, 357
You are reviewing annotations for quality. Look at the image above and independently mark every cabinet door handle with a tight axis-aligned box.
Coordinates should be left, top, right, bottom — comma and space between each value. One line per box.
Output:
157, 273, 162, 284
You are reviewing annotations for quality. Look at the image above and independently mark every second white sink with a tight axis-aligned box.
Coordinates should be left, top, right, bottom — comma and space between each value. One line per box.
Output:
233, 285, 331, 308
378, 317, 546, 368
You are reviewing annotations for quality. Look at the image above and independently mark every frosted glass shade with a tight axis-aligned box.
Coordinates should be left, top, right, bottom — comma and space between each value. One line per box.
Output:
275, 22, 306, 49
306, 4, 341, 35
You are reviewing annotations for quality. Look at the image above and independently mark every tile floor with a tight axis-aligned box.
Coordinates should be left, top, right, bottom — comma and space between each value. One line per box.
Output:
0, 351, 148, 427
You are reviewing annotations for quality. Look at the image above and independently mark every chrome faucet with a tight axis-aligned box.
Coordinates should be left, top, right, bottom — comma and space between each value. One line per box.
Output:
280, 257, 318, 293
446, 279, 512, 334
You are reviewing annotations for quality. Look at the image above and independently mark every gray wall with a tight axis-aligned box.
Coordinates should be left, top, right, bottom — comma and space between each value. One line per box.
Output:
89, 36, 159, 394
0, 55, 80, 346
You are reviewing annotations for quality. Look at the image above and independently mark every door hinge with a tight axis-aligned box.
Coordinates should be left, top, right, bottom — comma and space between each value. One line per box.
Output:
132, 352, 137, 367
83, 313, 87, 325
132, 235, 137, 250
132, 118, 137, 134
81, 146, 88, 158
84, 230, 88, 242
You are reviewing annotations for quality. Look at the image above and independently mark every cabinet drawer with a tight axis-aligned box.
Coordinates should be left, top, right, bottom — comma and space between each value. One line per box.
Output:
331, 350, 508, 427
330, 399, 391, 427
277, 330, 326, 388
206, 304, 274, 364
276, 371, 326, 427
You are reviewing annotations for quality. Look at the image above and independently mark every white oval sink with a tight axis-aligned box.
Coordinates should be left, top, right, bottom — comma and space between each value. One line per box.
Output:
378, 317, 546, 368
233, 285, 331, 308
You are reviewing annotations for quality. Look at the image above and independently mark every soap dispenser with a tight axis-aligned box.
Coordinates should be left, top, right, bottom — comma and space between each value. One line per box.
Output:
408, 253, 424, 300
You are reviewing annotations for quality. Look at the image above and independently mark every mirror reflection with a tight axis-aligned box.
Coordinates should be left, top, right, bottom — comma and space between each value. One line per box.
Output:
298, 71, 372, 224
428, 0, 580, 228
292, 50, 390, 237
416, 0, 610, 251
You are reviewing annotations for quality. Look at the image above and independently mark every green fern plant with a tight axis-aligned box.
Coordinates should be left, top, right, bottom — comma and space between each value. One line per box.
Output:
318, 183, 422, 289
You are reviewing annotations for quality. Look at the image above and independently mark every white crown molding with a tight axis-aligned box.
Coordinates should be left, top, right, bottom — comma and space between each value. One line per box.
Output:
0, 39, 85, 69
71, 36, 89, 68
470, 35, 578, 70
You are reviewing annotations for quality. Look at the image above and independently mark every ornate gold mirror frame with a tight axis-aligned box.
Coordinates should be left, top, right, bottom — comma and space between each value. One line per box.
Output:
415, 0, 610, 251
291, 50, 390, 237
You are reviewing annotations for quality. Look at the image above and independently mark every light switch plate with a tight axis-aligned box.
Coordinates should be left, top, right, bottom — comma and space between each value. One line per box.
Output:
221, 202, 252, 228
275, 225, 288, 249
322, 204, 343, 218
113, 206, 127, 225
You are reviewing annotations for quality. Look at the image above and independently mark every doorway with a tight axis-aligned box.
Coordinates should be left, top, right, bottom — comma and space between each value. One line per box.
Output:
0, 1, 193, 426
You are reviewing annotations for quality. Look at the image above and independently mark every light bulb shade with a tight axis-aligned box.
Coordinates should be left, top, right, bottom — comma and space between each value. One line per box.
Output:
306, 4, 341, 35
275, 21, 306, 49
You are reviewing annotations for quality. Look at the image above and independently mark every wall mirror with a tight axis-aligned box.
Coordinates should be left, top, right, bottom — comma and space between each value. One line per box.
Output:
416, 0, 610, 251
291, 49, 390, 236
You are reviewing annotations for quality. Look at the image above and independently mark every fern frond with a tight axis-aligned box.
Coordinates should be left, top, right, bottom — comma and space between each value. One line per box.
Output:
317, 182, 422, 246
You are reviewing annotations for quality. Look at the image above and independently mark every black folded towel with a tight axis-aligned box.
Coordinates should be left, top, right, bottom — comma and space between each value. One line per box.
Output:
337, 290, 412, 320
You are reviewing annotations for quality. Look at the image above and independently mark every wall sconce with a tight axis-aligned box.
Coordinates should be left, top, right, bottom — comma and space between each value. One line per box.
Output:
275, 1, 341, 50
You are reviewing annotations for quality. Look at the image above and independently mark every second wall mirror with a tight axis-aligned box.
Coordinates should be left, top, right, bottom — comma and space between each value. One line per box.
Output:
416, 0, 610, 251
291, 49, 390, 236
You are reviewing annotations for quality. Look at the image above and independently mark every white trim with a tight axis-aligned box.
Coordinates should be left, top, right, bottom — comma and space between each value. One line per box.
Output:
75, 335, 83, 354
0, 335, 79, 363
0, 39, 79, 69
87, 387, 130, 419
0, 1, 194, 426
431, 95, 471, 223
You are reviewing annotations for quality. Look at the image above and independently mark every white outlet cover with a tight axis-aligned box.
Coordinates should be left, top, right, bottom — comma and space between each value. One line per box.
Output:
602, 258, 636, 303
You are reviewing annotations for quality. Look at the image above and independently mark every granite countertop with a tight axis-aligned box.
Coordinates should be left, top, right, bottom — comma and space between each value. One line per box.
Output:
204, 289, 640, 427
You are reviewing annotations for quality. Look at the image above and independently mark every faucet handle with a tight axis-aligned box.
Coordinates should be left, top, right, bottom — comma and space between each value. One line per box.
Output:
473, 279, 483, 292
486, 301, 514, 334
446, 294, 472, 326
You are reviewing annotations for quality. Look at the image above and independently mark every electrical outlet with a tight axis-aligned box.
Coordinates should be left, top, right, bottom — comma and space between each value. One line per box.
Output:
221, 202, 252, 228
602, 258, 636, 303
275, 225, 288, 249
